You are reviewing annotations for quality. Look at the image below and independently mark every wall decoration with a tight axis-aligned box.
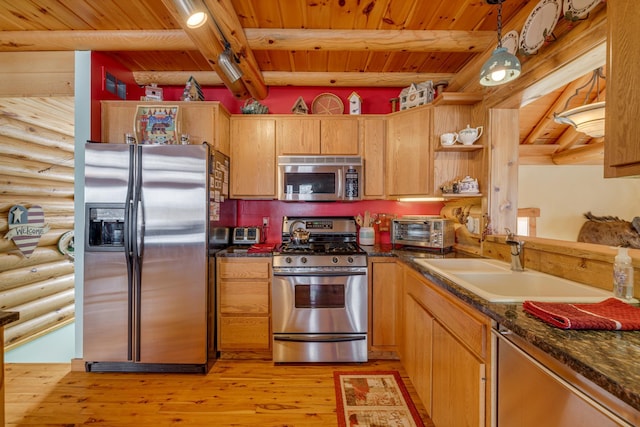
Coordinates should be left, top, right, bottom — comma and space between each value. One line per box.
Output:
348, 92, 362, 115
134, 105, 180, 144
241, 98, 269, 114
291, 96, 309, 114
144, 83, 163, 101
399, 81, 434, 110
181, 76, 204, 101
57, 230, 75, 260
312, 93, 344, 114
4, 205, 50, 258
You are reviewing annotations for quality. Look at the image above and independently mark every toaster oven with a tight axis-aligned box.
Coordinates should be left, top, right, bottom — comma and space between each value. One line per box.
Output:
391, 216, 455, 250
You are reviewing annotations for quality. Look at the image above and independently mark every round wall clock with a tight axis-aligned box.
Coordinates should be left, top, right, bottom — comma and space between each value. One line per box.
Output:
311, 93, 344, 115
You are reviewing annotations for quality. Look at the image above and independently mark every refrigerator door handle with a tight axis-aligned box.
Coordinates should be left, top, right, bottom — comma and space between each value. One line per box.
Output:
133, 145, 144, 361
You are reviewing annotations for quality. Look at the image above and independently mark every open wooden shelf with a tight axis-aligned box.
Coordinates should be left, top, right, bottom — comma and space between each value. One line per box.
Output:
434, 144, 484, 152
441, 193, 483, 199
432, 92, 483, 106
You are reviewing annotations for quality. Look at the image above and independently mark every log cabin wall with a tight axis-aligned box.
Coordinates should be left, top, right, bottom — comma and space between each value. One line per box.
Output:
0, 52, 75, 351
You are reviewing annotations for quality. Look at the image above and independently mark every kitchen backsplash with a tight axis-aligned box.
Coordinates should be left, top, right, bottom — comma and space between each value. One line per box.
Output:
235, 200, 444, 243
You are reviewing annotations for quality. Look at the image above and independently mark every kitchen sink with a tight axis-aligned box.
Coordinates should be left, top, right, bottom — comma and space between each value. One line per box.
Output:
414, 258, 613, 303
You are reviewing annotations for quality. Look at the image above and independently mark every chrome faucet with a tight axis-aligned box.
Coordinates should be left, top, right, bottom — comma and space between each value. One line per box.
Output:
505, 228, 524, 272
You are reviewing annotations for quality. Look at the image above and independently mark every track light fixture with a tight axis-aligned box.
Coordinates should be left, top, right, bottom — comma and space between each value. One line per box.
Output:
218, 44, 244, 83
479, 0, 521, 86
173, 0, 208, 28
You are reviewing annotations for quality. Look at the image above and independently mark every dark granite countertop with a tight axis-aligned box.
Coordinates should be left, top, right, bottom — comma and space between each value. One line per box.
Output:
214, 245, 275, 257
0, 311, 19, 328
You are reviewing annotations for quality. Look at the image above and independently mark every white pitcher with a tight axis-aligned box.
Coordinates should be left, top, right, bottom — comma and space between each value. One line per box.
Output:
458, 125, 483, 145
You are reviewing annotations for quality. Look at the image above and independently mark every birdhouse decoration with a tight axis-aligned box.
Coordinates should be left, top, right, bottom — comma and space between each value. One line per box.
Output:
291, 96, 309, 114
348, 92, 362, 115
399, 81, 434, 110
144, 83, 163, 101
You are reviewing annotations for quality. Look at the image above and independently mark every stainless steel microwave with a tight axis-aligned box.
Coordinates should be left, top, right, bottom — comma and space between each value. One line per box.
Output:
391, 216, 455, 250
277, 155, 362, 201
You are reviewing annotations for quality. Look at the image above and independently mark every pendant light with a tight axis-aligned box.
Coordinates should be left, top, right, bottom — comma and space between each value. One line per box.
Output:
479, 0, 521, 87
553, 68, 606, 137
173, 0, 208, 28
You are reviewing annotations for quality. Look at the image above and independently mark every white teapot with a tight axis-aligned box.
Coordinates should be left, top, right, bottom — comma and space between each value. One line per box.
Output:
458, 124, 483, 145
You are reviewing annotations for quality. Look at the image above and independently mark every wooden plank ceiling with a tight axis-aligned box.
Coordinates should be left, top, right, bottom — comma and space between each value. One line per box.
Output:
0, 0, 607, 164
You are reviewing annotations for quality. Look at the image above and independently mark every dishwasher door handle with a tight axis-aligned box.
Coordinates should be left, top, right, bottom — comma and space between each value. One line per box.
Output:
274, 334, 366, 343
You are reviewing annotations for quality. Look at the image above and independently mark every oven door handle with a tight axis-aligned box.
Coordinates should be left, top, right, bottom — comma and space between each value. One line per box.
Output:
274, 334, 366, 343
273, 271, 367, 277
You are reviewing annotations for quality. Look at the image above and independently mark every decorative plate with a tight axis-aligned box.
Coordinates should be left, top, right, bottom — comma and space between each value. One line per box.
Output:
311, 93, 344, 115
519, 0, 562, 55
501, 30, 519, 56
563, 0, 601, 21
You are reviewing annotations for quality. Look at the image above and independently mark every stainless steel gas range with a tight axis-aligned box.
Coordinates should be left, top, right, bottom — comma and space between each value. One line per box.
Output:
272, 216, 368, 363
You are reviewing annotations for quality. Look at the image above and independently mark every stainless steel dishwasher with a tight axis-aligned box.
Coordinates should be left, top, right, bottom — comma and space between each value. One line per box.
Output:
493, 326, 637, 427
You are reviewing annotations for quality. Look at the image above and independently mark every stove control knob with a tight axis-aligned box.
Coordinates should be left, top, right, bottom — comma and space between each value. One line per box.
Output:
332, 257, 339, 264
347, 256, 354, 264
301, 257, 307, 264
285, 257, 293, 264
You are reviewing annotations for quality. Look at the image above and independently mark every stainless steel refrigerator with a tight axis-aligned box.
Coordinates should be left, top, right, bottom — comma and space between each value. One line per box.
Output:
83, 142, 226, 372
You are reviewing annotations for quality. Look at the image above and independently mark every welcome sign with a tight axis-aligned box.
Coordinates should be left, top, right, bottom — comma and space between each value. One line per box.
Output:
4, 204, 50, 258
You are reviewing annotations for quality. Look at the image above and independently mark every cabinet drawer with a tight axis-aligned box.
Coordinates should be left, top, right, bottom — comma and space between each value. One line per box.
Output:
218, 259, 270, 279
219, 317, 270, 350
220, 281, 269, 314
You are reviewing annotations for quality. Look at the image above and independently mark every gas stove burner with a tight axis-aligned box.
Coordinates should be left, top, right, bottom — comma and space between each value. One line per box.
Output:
279, 241, 363, 255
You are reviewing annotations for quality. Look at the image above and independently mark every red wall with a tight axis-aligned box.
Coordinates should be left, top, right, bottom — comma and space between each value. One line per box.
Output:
236, 200, 443, 244
161, 85, 400, 115
90, 58, 444, 239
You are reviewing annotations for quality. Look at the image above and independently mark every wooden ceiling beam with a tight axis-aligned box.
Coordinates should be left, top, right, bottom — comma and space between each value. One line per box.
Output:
551, 141, 604, 165
0, 28, 495, 53
244, 28, 495, 52
132, 70, 454, 87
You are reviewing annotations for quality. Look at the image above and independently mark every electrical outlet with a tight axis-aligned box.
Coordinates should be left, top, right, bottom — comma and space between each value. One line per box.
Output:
262, 217, 269, 227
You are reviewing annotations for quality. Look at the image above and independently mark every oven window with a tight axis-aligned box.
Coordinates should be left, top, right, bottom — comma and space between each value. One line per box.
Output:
284, 173, 336, 195
295, 284, 345, 308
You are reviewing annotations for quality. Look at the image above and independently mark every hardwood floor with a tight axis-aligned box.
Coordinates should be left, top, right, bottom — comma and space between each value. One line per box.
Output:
5, 359, 434, 426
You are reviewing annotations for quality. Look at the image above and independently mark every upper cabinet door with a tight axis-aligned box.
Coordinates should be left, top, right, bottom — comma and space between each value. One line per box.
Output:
320, 117, 359, 155
276, 117, 321, 155
230, 117, 276, 199
386, 106, 432, 196
605, 0, 640, 177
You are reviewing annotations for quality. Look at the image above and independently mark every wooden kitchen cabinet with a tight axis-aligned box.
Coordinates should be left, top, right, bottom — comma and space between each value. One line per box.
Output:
101, 101, 231, 156
400, 264, 491, 425
369, 258, 400, 352
276, 116, 359, 155
230, 116, 276, 199
360, 116, 386, 198
604, 0, 640, 177
217, 257, 271, 354
386, 105, 432, 196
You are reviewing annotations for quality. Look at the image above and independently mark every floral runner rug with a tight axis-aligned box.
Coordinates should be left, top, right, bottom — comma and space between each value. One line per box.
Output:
334, 371, 425, 427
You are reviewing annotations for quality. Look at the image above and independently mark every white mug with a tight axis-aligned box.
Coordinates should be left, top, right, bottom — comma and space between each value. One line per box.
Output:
440, 132, 459, 146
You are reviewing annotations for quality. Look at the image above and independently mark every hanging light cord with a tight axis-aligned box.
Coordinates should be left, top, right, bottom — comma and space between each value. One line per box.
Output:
496, 1, 504, 48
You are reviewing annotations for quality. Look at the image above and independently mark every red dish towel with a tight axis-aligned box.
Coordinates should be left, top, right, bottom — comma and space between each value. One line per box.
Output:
523, 298, 640, 330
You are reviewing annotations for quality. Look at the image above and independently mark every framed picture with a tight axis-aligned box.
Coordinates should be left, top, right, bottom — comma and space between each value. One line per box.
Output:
134, 105, 180, 145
